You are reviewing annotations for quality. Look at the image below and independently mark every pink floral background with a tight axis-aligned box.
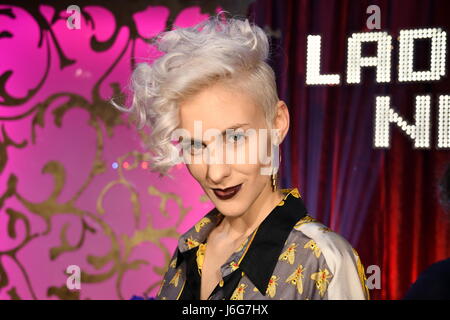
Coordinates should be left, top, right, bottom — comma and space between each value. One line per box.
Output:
0, 3, 224, 300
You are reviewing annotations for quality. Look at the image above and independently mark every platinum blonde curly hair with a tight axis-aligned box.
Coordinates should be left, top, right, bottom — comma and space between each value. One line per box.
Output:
111, 12, 280, 178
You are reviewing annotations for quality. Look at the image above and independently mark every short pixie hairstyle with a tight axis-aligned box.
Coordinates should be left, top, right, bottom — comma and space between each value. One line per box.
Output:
112, 13, 280, 178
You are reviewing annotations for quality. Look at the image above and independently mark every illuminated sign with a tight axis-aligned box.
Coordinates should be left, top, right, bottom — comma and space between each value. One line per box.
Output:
306, 28, 449, 149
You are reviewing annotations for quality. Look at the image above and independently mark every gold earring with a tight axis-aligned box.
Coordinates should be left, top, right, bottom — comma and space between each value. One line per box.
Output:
271, 171, 277, 192
271, 152, 281, 192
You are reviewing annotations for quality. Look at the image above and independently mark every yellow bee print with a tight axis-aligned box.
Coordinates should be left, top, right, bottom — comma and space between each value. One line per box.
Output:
196, 243, 207, 274
231, 283, 247, 300
311, 268, 332, 296
304, 239, 321, 258
266, 275, 279, 298
185, 236, 200, 249
169, 269, 182, 287
278, 243, 298, 264
319, 226, 332, 233
277, 188, 298, 206
230, 261, 239, 271
290, 188, 301, 198
169, 257, 177, 268
194, 217, 211, 232
294, 215, 317, 227
280, 187, 300, 199
285, 264, 305, 294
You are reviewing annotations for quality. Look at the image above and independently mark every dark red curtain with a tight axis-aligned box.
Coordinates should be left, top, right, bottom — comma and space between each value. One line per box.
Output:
249, 0, 450, 299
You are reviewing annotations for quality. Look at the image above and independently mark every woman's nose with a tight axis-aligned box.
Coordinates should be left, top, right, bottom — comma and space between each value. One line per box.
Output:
206, 161, 232, 184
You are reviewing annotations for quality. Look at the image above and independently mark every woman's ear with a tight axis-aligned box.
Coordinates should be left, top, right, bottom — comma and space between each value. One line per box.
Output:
274, 100, 290, 144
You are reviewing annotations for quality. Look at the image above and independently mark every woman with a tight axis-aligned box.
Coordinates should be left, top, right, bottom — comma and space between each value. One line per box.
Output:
113, 13, 369, 300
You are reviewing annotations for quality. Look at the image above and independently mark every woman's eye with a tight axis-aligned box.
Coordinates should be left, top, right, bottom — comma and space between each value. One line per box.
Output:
191, 142, 204, 155
227, 133, 245, 143
181, 141, 204, 155
192, 141, 203, 149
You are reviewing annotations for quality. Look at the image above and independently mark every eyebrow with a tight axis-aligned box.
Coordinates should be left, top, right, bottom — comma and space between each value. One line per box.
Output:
179, 123, 250, 145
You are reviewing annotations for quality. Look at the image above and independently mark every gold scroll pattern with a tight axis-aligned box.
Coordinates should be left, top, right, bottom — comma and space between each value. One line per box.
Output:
0, 94, 195, 300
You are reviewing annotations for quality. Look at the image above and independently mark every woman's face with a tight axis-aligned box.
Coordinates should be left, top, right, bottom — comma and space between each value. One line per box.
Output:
177, 82, 289, 218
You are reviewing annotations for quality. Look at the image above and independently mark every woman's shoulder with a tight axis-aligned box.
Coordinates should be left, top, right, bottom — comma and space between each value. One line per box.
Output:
291, 215, 369, 299
292, 215, 361, 263
292, 215, 354, 250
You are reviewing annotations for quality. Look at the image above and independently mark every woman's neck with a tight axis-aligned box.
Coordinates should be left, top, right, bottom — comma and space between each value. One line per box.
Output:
217, 183, 285, 241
